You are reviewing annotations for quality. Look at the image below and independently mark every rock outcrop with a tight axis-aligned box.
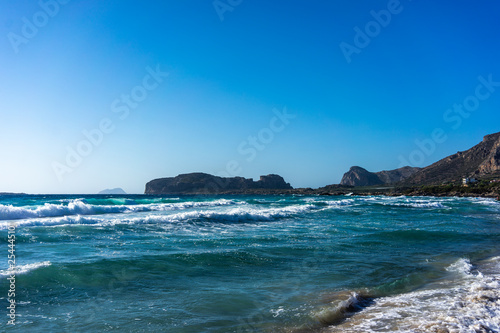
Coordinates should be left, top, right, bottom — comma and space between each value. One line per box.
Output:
145, 173, 292, 195
478, 133, 500, 175
340, 166, 384, 187
403, 132, 500, 185
340, 166, 420, 187
376, 166, 422, 184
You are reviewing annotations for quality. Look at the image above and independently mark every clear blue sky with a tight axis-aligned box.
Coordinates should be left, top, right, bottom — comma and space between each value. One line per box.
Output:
1, 0, 500, 194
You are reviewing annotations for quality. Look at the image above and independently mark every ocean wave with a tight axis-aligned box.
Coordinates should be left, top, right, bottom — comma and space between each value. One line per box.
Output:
118, 204, 318, 225
0, 215, 106, 229
0, 196, 456, 222
0, 200, 97, 220
86, 197, 181, 205
369, 197, 447, 209
84, 198, 138, 205
160, 205, 316, 223
325, 199, 356, 207
302, 198, 355, 209
327, 258, 500, 332
311, 291, 374, 326
0, 199, 239, 221
446, 257, 475, 277
0, 204, 317, 229
468, 197, 500, 208
401, 201, 446, 209
0, 261, 52, 276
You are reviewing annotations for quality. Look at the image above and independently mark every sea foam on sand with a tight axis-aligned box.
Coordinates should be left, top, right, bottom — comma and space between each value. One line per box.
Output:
326, 257, 500, 333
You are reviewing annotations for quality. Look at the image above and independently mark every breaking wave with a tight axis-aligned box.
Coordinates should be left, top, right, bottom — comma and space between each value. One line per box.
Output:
327, 258, 500, 332
0, 204, 318, 229
0, 261, 52, 277
0, 199, 239, 221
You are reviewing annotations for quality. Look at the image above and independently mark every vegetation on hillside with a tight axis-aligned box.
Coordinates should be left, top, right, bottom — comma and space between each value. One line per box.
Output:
401, 180, 500, 196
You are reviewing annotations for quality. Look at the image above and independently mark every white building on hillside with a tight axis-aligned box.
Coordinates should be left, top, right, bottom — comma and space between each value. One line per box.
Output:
463, 177, 478, 186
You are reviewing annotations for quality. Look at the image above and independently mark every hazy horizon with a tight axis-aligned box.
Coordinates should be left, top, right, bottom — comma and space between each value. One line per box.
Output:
2, 0, 500, 194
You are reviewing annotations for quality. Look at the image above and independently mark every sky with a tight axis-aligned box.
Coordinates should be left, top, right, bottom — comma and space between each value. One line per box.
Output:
1, 0, 500, 194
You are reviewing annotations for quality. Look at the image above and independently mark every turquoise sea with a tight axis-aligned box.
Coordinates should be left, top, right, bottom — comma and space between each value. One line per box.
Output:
1, 194, 499, 332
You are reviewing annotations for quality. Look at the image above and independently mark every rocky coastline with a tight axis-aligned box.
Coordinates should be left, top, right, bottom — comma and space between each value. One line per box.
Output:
144, 132, 500, 198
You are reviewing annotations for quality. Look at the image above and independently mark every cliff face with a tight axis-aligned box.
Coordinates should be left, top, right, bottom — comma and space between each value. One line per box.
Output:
478, 133, 500, 174
376, 166, 422, 184
404, 132, 500, 185
340, 166, 384, 186
340, 166, 420, 187
145, 173, 292, 195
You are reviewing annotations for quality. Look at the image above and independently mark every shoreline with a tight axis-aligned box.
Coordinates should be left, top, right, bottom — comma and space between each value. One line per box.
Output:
2, 190, 499, 199
141, 186, 500, 198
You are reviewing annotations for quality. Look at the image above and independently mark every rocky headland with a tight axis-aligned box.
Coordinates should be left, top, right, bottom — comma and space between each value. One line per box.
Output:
145, 173, 292, 195
144, 132, 500, 198
402, 132, 500, 185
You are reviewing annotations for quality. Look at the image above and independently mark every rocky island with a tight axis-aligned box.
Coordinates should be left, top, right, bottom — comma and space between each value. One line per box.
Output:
98, 188, 127, 195
145, 173, 292, 195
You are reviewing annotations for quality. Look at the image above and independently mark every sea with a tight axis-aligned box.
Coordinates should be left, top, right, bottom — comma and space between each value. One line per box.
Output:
0, 194, 499, 332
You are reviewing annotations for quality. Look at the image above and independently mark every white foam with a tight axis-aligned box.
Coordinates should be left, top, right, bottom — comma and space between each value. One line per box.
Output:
0, 204, 317, 229
468, 197, 500, 208
302, 198, 355, 209
0, 196, 456, 222
367, 196, 447, 209
404, 201, 446, 209
393, 199, 446, 209
471, 197, 498, 203
0, 199, 240, 221
446, 258, 475, 277
326, 199, 355, 207
328, 258, 500, 333
0, 261, 52, 276
0, 215, 105, 229
0, 200, 95, 220
140, 205, 316, 224
270, 306, 286, 318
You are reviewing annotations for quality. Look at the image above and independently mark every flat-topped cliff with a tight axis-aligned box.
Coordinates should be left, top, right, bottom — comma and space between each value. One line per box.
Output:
145, 173, 292, 195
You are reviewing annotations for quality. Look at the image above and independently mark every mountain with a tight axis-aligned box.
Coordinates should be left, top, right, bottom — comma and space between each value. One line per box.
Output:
145, 173, 293, 195
98, 188, 127, 195
403, 132, 500, 185
340, 166, 421, 187
143, 132, 500, 196
340, 166, 384, 186
377, 166, 422, 184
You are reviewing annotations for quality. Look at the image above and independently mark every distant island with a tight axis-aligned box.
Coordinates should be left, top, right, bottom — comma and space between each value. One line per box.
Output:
145, 174, 292, 195
145, 132, 500, 198
98, 188, 127, 195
